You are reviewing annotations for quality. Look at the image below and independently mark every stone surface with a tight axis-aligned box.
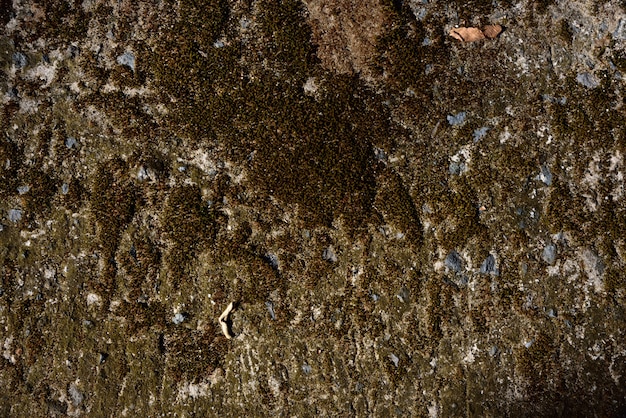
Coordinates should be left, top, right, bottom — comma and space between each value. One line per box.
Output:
1, 0, 626, 416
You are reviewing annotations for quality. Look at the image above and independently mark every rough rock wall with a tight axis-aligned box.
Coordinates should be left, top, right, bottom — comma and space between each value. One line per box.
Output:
1, 0, 626, 416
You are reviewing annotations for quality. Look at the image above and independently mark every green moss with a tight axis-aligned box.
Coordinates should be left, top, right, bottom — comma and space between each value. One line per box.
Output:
375, 168, 423, 246
164, 327, 227, 383
0, 0, 11, 26
149, 0, 234, 145
533, 0, 555, 13
193, 72, 378, 230
78, 92, 158, 140
28, 1, 90, 46
162, 184, 216, 285
556, 19, 573, 44
435, 178, 486, 251
22, 169, 58, 220
117, 227, 161, 300
258, 0, 317, 79
0, 138, 21, 199
516, 330, 558, 395
60, 177, 84, 212
90, 158, 137, 286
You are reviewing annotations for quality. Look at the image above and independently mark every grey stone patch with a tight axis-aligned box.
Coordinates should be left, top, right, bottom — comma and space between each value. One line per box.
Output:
12, 52, 27, 69
0, 224, 4, 232
17, 185, 30, 195
448, 275, 468, 288
447, 111, 466, 126
371, 293, 379, 302
479, 254, 496, 274
213, 40, 225, 48
396, 287, 409, 303
61, 183, 69, 194
581, 249, 605, 282
542, 94, 566, 105
67, 45, 80, 59
302, 364, 312, 374
65, 137, 78, 149
240, 17, 251, 29
488, 346, 499, 357
524, 340, 534, 349
542, 244, 557, 265
613, 18, 626, 40
389, 353, 399, 367
374, 147, 387, 161
322, 246, 337, 263
137, 166, 149, 181
7, 87, 18, 100
473, 127, 489, 142
172, 313, 185, 325
68, 383, 84, 406
547, 308, 557, 318
576, 72, 599, 89
116, 52, 135, 71
8, 209, 22, 222
422, 37, 431, 46
449, 161, 466, 175
265, 301, 275, 320
265, 253, 279, 269
445, 251, 462, 273
538, 164, 552, 186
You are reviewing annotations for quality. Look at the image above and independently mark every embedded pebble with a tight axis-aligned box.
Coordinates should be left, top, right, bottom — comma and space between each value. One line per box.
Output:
61, 183, 69, 194
447, 111, 467, 126
576, 72, 599, 89
68, 383, 84, 405
613, 19, 626, 40
542, 244, 556, 265
538, 164, 552, 186
17, 185, 30, 195
445, 251, 462, 273
322, 247, 337, 263
473, 127, 489, 142
449, 161, 466, 175
12, 52, 27, 69
172, 313, 185, 325
302, 364, 312, 374
479, 254, 496, 274
116, 52, 135, 71
65, 137, 78, 149
265, 253, 279, 269
396, 287, 409, 303
8, 209, 23, 222
265, 301, 276, 320
389, 353, 399, 367
137, 166, 149, 181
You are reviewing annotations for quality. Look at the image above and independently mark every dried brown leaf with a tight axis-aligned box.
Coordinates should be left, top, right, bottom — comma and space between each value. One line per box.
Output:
449, 25, 503, 42
449, 27, 485, 42
483, 24, 503, 39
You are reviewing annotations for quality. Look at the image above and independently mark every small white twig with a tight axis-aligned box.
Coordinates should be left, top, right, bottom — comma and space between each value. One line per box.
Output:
218, 302, 235, 339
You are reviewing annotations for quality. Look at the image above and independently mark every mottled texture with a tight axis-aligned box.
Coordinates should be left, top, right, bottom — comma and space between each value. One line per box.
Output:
1, 0, 626, 416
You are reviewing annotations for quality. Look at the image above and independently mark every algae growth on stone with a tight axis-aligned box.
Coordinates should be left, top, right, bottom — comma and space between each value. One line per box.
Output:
1, 0, 626, 416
